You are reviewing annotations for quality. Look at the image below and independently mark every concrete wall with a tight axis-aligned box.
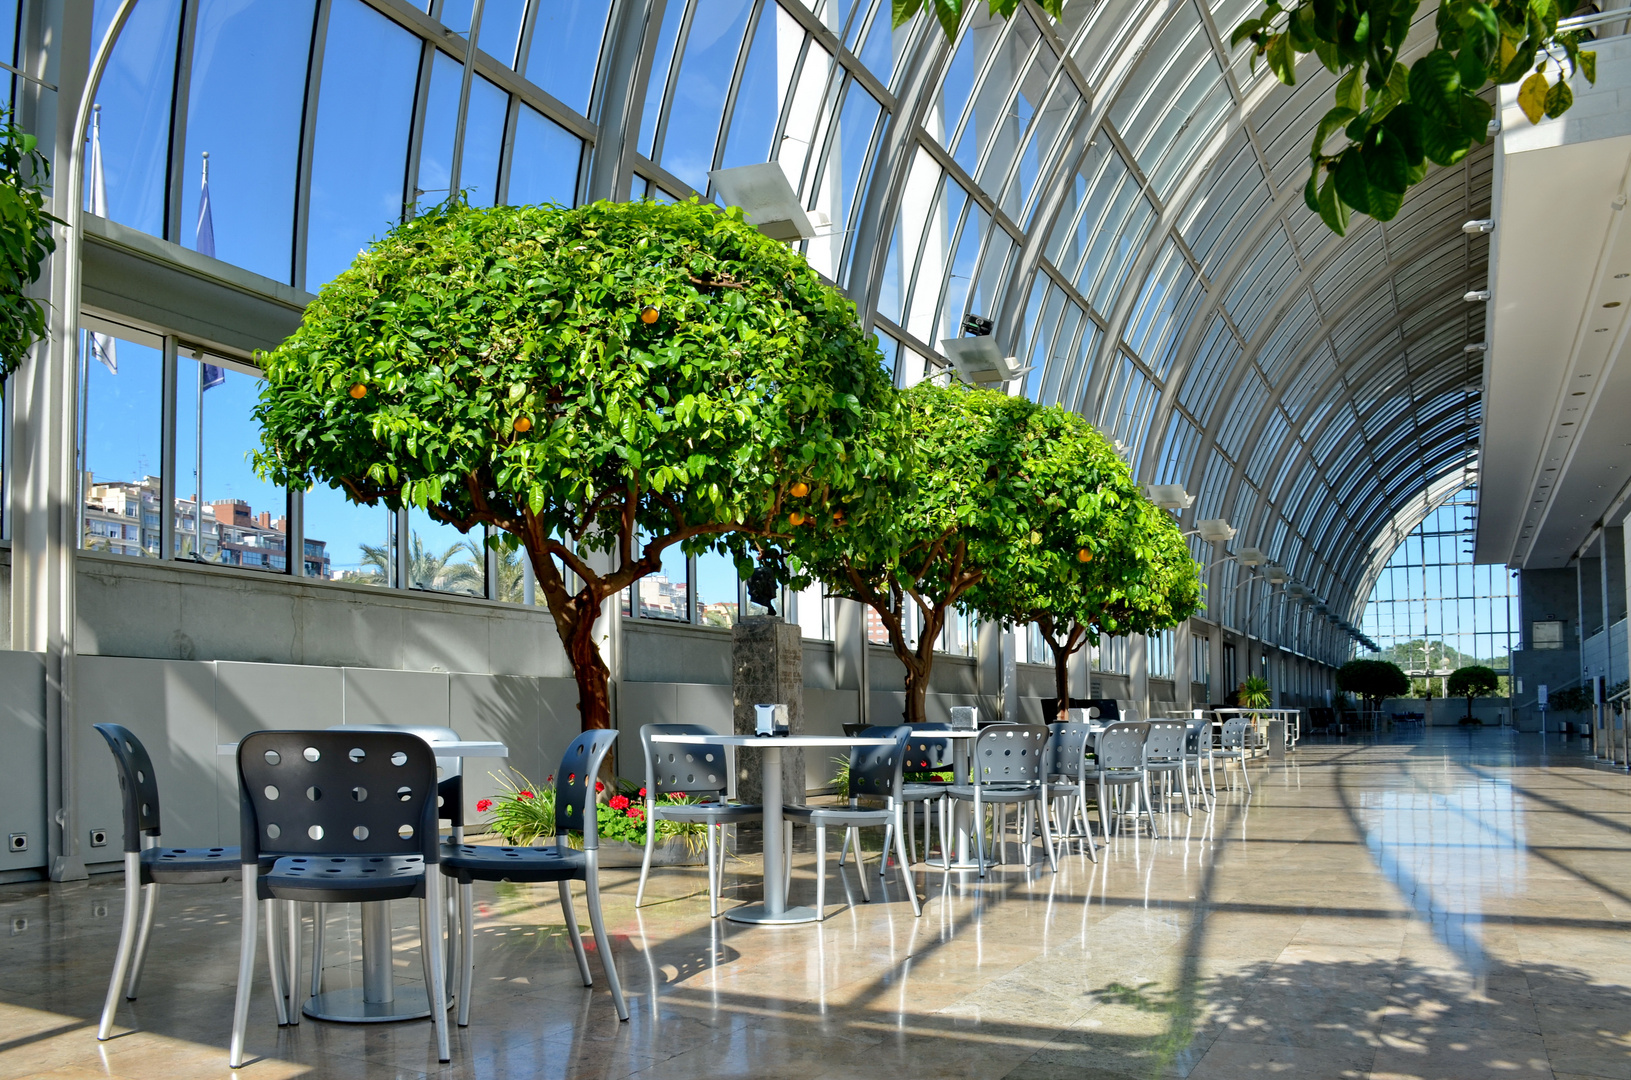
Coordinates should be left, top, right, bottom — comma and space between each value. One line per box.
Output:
1511, 567, 1583, 731
1379, 696, 1512, 726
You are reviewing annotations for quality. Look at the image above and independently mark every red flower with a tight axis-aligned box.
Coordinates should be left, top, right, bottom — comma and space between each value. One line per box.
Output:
638, 787, 647, 797
595, 781, 605, 793
519, 791, 535, 800
626, 806, 643, 819
666, 792, 685, 801
546, 775, 554, 783
608, 794, 630, 811
476, 799, 493, 813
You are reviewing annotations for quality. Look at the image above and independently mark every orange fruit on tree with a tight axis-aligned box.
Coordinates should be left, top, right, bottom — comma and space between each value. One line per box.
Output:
1077, 548, 1092, 563
789, 511, 805, 527
513, 416, 532, 433
640, 306, 659, 324
348, 383, 367, 399
790, 481, 809, 498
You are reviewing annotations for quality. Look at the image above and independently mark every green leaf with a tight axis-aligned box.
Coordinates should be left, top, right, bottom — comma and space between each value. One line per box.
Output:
1334, 150, 1373, 215
1363, 129, 1409, 194
1304, 171, 1322, 215
1543, 76, 1573, 118
1456, 45, 1488, 90
930, 0, 962, 39
1289, 4, 1317, 52
1460, 92, 1494, 141
1317, 172, 1350, 235
1408, 49, 1463, 123
1229, 16, 1261, 47
1367, 185, 1403, 220
1516, 70, 1548, 123
1312, 106, 1359, 158
1580, 49, 1596, 85
1267, 31, 1297, 85
1335, 67, 1365, 112
1413, 108, 1471, 165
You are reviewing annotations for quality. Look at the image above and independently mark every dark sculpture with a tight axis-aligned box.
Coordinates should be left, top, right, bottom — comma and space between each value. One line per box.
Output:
746, 554, 783, 617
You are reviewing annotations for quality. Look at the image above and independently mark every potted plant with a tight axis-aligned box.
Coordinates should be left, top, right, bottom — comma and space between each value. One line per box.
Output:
475, 771, 709, 868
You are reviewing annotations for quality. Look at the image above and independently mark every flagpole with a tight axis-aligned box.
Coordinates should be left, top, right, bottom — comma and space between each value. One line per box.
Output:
196, 152, 208, 561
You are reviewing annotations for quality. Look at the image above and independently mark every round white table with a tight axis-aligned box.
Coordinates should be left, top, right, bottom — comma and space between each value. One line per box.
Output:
648, 732, 894, 925
218, 733, 508, 1022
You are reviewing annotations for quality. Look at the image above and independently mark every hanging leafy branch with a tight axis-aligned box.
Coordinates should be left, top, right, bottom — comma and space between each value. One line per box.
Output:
892, 0, 1062, 44
1232, 0, 1595, 234
0, 110, 58, 382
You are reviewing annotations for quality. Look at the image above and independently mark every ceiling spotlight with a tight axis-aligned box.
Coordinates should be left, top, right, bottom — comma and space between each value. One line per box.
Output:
1236, 547, 1267, 567
1266, 566, 1290, 585
1462, 219, 1495, 235
1194, 518, 1237, 544
1464, 289, 1491, 302
1146, 484, 1194, 510
1464, 343, 1487, 353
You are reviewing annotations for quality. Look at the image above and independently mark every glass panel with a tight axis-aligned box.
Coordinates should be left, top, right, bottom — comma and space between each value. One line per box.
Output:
776, 40, 832, 186
445, 0, 526, 66
174, 355, 288, 571
461, 74, 510, 207
406, 507, 485, 595
695, 549, 739, 627
719, 2, 801, 172
637, 0, 688, 156
305, 0, 420, 288
79, 330, 163, 558
304, 486, 394, 585
853, 0, 907, 87
528, 0, 614, 116
416, 50, 463, 211
89, 0, 182, 237
636, 545, 690, 620
508, 104, 582, 206
659, 0, 756, 193
0, 0, 18, 110
806, 79, 882, 280
177, 1, 316, 281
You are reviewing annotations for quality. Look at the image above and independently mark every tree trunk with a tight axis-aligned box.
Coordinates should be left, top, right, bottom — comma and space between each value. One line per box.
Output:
902, 660, 930, 725
568, 613, 613, 731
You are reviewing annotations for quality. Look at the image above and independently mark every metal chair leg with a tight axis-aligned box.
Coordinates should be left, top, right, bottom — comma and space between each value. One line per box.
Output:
704, 822, 720, 919
423, 876, 451, 1061
558, 881, 593, 987
310, 903, 326, 998
263, 900, 289, 1026
879, 821, 892, 877
814, 825, 827, 919
458, 880, 475, 1027
1040, 791, 1057, 872
892, 806, 922, 916
583, 856, 629, 1021
125, 881, 159, 1000
974, 794, 988, 877
285, 900, 303, 1023
634, 803, 659, 908
99, 854, 143, 1040
851, 828, 871, 902
228, 875, 258, 1069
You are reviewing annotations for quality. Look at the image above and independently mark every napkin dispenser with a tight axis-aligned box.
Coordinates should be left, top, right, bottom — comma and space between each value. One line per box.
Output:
754, 703, 789, 737
949, 706, 978, 730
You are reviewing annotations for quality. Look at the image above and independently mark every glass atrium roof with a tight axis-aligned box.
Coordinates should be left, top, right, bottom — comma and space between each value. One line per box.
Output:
83, 0, 1492, 645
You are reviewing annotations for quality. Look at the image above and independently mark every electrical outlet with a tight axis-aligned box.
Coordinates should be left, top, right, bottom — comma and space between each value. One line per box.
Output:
6, 833, 26, 853
89, 828, 109, 848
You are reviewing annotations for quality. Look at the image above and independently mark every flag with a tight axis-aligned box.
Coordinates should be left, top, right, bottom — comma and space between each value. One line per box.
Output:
195, 152, 225, 391
88, 105, 117, 375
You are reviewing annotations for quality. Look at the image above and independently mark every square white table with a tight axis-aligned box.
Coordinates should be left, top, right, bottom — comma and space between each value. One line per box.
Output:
218, 733, 508, 1022
648, 732, 894, 925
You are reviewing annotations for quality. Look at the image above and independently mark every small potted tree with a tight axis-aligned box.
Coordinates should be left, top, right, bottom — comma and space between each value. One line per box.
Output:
1446, 665, 1499, 726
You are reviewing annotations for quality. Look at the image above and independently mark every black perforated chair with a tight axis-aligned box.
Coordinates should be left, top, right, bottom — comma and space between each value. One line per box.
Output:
91, 723, 240, 1041
898, 723, 956, 869
230, 731, 450, 1068
441, 729, 628, 1026
945, 725, 1058, 877
783, 725, 921, 920
634, 723, 760, 918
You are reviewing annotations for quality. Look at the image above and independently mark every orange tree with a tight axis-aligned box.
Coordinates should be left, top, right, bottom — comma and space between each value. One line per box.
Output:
787, 381, 1057, 725
960, 406, 1200, 717
253, 197, 902, 733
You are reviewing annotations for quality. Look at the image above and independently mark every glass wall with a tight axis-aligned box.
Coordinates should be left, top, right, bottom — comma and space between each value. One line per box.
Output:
1359, 488, 1519, 681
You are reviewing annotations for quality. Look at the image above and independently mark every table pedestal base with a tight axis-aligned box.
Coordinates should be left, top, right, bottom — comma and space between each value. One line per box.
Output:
725, 902, 821, 925
303, 985, 441, 1023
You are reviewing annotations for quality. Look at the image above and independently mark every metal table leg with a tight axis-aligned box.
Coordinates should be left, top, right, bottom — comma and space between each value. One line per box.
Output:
728, 744, 819, 924
304, 901, 438, 1022
946, 739, 981, 870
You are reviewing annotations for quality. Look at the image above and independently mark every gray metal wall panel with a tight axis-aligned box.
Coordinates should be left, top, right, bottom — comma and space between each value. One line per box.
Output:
0, 651, 47, 873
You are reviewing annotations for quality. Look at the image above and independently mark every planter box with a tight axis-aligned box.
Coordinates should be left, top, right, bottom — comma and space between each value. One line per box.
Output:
595, 838, 705, 868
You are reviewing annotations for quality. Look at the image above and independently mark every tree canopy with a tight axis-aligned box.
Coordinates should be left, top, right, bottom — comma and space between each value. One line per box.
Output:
958, 403, 1200, 713
1447, 663, 1500, 721
254, 197, 902, 731
0, 111, 57, 382
1336, 658, 1410, 708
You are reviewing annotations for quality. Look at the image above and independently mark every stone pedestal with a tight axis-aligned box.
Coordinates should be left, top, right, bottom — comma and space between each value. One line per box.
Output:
1267, 718, 1286, 761
732, 617, 805, 805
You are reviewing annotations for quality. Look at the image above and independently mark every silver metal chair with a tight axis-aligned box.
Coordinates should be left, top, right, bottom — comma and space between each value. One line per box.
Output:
1207, 716, 1255, 794
1143, 719, 1192, 817
1185, 719, 1215, 813
634, 723, 761, 917
92, 724, 240, 1042
899, 723, 956, 868
1091, 721, 1158, 839
783, 725, 922, 919
232, 730, 450, 1067
442, 730, 628, 1025
945, 725, 1058, 876
1044, 720, 1099, 861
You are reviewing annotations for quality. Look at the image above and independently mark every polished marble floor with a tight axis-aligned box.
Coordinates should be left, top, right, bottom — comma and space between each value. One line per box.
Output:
3, 727, 1629, 1079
